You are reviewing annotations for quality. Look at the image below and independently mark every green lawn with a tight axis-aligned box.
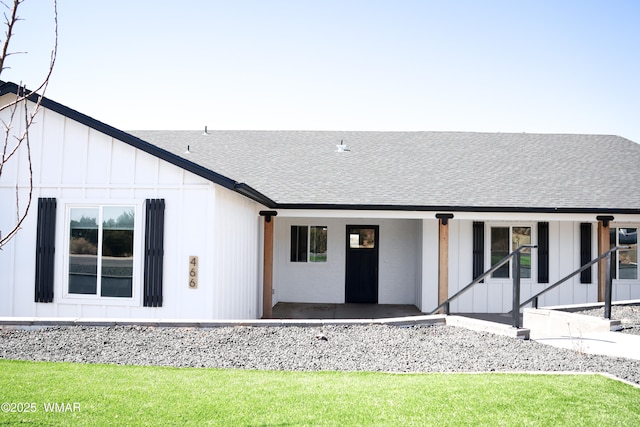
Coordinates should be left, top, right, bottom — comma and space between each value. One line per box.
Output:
1, 359, 639, 426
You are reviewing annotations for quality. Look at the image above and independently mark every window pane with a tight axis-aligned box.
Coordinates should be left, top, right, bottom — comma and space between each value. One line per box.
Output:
618, 228, 637, 280
290, 226, 308, 262
69, 208, 98, 294
349, 228, 375, 249
512, 227, 532, 279
101, 207, 134, 297
310, 226, 327, 262
491, 227, 509, 278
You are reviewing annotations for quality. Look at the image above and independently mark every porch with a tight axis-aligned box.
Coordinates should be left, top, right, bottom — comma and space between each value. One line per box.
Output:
271, 302, 513, 324
272, 302, 423, 319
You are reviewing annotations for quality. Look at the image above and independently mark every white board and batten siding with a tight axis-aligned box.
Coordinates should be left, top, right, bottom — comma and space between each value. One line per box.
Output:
0, 102, 264, 320
443, 219, 639, 313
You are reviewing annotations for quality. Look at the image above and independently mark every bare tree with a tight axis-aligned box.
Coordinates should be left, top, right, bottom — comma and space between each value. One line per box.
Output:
0, 0, 57, 249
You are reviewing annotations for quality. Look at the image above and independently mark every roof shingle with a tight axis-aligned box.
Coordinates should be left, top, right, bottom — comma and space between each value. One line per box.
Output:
130, 130, 640, 211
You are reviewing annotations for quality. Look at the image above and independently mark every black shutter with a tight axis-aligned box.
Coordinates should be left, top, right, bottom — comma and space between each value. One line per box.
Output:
472, 222, 484, 280
144, 199, 165, 307
580, 223, 592, 284
34, 198, 56, 303
537, 222, 549, 283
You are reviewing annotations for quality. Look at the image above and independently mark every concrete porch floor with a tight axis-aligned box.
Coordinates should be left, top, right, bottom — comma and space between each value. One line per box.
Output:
271, 303, 513, 324
271, 303, 423, 319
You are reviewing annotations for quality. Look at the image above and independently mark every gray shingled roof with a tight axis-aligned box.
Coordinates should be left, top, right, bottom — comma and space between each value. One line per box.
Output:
129, 130, 640, 211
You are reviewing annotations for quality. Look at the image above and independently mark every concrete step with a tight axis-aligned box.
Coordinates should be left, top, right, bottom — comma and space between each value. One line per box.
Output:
523, 307, 621, 340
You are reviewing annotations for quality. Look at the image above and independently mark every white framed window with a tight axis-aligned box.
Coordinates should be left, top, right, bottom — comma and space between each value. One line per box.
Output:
489, 224, 533, 279
65, 204, 140, 300
290, 225, 327, 262
610, 226, 638, 280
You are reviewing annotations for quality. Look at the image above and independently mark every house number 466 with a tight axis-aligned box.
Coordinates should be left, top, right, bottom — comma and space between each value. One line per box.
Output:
189, 256, 198, 289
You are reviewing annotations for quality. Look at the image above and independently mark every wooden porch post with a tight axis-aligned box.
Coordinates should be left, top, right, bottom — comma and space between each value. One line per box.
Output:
436, 214, 454, 311
260, 211, 277, 319
596, 216, 614, 302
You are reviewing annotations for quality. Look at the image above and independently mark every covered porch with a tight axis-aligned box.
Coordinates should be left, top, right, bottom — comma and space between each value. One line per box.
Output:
261, 210, 640, 319
264, 214, 435, 316
271, 302, 514, 324
272, 302, 423, 319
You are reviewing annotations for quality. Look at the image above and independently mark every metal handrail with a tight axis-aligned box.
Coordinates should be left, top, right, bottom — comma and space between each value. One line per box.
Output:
429, 244, 537, 321
516, 245, 629, 318
430, 241, 630, 328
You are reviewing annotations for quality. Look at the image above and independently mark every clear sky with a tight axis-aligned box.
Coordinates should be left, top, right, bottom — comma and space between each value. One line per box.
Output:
4, 0, 640, 143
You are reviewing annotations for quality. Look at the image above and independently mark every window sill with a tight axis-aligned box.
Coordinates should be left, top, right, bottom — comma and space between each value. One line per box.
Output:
59, 294, 140, 307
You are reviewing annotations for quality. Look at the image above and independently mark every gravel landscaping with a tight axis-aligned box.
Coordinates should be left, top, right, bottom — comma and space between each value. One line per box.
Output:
2, 323, 639, 385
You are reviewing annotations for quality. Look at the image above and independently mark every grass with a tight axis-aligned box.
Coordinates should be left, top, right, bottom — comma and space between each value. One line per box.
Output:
1, 359, 639, 426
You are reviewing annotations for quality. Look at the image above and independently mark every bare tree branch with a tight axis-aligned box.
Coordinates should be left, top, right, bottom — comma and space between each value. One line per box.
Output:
1, 86, 34, 246
0, 0, 57, 249
0, 85, 20, 177
0, 1, 23, 74
0, 0, 58, 110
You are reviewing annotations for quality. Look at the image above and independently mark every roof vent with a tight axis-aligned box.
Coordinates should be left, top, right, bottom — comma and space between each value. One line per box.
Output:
336, 139, 350, 152
202, 126, 209, 135
185, 145, 191, 154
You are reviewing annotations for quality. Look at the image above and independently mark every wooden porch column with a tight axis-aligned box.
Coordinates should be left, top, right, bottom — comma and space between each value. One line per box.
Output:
596, 216, 614, 302
436, 214, 454, 310
260, 211, 277, 319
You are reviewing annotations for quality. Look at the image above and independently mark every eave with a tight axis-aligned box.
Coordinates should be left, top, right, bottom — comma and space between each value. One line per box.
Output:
274, 203, 640, 215
0, 81, 275, 207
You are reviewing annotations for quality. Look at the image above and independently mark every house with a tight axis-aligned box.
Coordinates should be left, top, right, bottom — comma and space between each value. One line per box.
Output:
1, 81, 639, 320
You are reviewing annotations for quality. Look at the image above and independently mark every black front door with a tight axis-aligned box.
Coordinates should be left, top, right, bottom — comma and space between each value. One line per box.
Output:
345, 225, 379, 303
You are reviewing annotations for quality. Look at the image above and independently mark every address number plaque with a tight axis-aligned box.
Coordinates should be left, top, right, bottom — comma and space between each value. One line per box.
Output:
189, 256, 198, 289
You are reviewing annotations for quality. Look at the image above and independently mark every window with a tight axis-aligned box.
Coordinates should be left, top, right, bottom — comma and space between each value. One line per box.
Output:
68, 206, 135, 298
490, 226, 532, 279
310, 226, 328, 261
291, 225, 327, 262
610, 227, 638, 280
349, 228, 376, 249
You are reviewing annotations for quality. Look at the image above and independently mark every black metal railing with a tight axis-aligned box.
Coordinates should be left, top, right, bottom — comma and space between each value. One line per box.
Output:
430, 243, 629, 329
429, 244, 537, 328
515, 245, 629, 320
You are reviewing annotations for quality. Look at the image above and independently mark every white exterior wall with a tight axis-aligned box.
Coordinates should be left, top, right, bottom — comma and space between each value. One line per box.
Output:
445, 219, 639, 313
418, 219, 439, 312
211, 189, 262, 319
0, 100, 263, 319
378, 218, 421, 304
274, 217, 420, 305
